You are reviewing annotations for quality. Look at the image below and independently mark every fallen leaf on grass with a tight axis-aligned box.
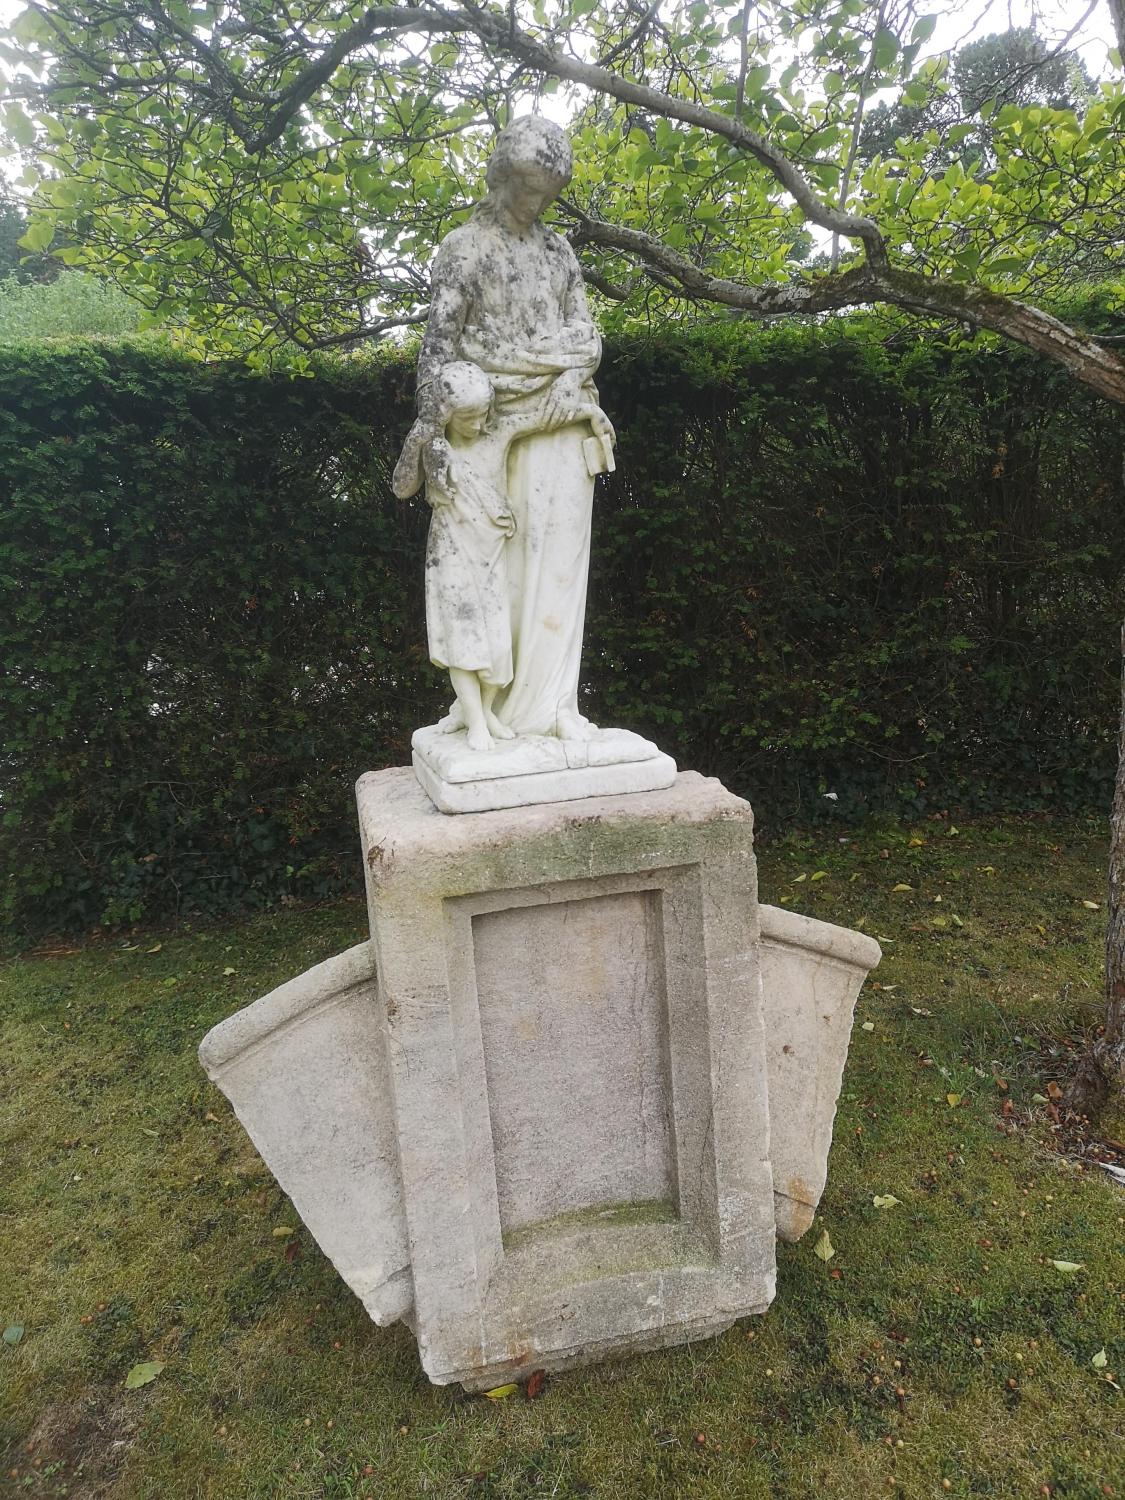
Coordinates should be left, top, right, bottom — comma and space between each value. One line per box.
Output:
525, 1369, 547, 1400
813, 1229, 835, 1262
1091, 1348, 1108, 1369
141, 1128, 159, 1139
146, 943, 162, 954
861, 1021, 875, 1032
482, 1383, 519, 1400
1081, 900, 1100, 910
872, 1195, 901, 1209
1050, 1260, 1085, 1273
272, 1226, 295, 1238
810, 870, 828, 882
910, 1006, 933, 1017
946, 1093, 963, 1107
3, 1325, 24, 1347
892, 883, 913, 893
908, 837, 924, 848
125, 1361, 165, 1389
1031, 1093, 1049, 1105
222, 966, 236, 977
1046, 1082, 1063, 1101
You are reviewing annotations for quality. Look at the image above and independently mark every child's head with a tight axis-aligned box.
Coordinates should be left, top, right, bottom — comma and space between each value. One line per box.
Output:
435, 361, 493, 438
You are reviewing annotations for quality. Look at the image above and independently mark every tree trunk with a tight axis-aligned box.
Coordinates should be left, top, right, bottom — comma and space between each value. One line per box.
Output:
1068, 621, 1125, 1116
1104, 621, 1125, 1071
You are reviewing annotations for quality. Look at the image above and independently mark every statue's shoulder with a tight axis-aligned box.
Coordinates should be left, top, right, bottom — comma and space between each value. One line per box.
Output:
540, 223, 581, 272
431, 220, 488, 272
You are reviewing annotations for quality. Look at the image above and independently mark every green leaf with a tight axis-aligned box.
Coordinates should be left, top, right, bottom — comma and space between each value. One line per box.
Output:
1091, 1348, 1108, 1369
124, 1360, 165, 1389
872, 1194, 901, 1209
18, 219, 54, 253
813, 1229, 835, 1262
1050, 1260, 1084, 1274
482, 1382, 519, 1399
872, 27, 899, 71
2, 1325, 24, 1347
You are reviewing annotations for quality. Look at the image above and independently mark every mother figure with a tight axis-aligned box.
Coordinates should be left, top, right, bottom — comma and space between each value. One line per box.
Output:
413, 116, 603, 743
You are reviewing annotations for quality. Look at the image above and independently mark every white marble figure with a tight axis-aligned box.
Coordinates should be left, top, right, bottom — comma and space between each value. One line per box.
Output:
400, 117, 678, 812
393, 360, 615, 752
405, 115, 606, 743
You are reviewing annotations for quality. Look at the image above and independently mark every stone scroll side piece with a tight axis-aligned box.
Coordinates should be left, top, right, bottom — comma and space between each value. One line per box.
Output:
758, 906, 882, 1242
198, 942, 413, 1325
357, 767, 778, 1390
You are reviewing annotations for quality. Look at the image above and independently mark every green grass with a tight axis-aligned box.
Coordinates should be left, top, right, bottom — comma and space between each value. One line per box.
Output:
2, 815, 1123, 1499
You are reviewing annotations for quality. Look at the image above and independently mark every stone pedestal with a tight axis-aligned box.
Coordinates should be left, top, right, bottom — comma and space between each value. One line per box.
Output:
358, 769, 775, 1387
199, 769, 880, 1390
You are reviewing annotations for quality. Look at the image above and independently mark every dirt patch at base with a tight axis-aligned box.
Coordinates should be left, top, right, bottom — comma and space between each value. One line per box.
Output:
4, 1387, 140, 1499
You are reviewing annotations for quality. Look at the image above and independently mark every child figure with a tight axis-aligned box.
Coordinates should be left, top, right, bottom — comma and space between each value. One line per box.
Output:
393, 360, 614, 752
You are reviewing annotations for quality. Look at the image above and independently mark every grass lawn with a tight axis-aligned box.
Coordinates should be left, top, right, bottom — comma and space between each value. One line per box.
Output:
2, 813, 1123, 1499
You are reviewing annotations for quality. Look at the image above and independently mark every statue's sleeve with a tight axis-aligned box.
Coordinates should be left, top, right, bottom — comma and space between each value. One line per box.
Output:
416, 235, 471, 412
559, 239, 601, 375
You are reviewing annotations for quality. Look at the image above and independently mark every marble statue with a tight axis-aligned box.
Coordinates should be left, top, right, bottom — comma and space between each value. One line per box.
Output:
196, 115, 883, 1396
396, 116, 675, 812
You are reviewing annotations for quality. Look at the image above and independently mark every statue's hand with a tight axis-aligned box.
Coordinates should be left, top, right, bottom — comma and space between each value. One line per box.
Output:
589, 406, 616, 446
541, 369, 586, 430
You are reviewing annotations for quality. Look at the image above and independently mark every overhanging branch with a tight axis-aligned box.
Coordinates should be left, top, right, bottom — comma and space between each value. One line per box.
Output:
566, 211, 1125, 405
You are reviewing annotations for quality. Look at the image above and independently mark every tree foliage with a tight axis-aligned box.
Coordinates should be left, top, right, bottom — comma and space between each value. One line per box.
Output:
2, 2, 1123, 393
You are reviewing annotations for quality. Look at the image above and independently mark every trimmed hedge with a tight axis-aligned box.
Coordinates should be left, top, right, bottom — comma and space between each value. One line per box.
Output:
2, 323, 1122, 935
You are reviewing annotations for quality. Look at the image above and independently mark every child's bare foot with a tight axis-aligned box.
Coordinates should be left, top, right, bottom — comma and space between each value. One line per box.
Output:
466, 724, 493, 752
485, 710, 515, 740
556, 711, 597, 742
436, 702, 464, 733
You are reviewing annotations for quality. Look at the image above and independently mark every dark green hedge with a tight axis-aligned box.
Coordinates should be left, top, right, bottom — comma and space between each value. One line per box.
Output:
2, 324, 1122, 935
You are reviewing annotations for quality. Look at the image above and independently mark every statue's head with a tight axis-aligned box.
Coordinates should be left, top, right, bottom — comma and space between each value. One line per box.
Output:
435, 361, 493, 437
478, 116, 572, 229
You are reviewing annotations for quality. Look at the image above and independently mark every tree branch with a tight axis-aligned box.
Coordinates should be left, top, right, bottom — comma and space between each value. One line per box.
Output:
565, 210, 1125, 405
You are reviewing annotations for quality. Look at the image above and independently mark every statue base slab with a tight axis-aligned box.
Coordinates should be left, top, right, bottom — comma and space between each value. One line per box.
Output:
411, 723, 677, 813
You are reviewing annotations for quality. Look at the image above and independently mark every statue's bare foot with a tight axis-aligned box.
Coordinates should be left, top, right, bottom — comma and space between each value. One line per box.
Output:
436, 702, 465, 733
556, 711, 597, 742
466, 724, 493, 752
485, 710, 515, 740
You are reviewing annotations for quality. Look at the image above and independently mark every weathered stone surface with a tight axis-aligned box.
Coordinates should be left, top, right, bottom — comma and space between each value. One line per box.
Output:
357, 767, 776, 1388
197, 942, 412, 1324
412, 723, 677, 812
759, 905, 882, 1241
198, 772, 880, 1388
